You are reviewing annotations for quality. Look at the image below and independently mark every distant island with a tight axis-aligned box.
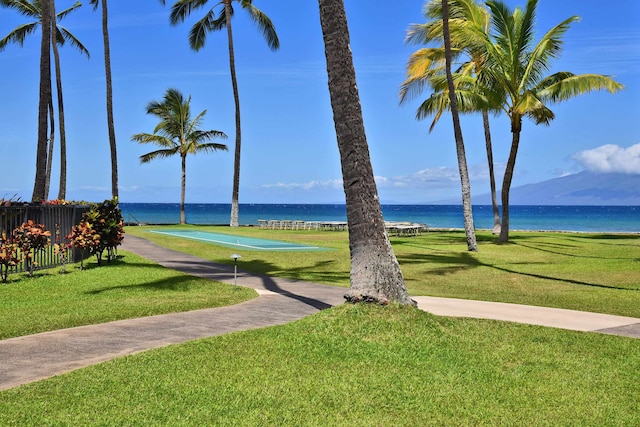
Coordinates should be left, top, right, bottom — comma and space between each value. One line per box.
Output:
469, 171, 640, 206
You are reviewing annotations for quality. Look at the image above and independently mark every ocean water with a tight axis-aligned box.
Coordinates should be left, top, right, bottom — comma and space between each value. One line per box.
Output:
119, 203, 639, 233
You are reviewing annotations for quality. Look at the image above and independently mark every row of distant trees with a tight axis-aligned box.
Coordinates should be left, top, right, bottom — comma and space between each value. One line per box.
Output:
1, 0, 624, 305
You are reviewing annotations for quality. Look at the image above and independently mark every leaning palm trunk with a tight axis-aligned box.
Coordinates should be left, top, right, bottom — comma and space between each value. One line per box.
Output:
318, 0, 414, 305
481, 110, 500, 234
443, 0, 477, 252
32, 0, 52, 202
498, 117, 522, 243
100, 0, 118, 200
227, 2, 241, 228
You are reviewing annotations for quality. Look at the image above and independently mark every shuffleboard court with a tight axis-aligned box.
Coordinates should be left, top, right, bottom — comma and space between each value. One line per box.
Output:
148, 229, 327, 251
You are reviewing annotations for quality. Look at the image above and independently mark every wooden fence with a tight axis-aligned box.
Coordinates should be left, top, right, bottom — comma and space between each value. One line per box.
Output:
0, 205, 90, 272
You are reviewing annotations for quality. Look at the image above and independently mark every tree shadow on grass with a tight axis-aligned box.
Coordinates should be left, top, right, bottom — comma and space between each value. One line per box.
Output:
513, 241, 639, 261
121, 255, 343, 311
242, 259, 348, 285
86, 275, 212, 294
397, 251, 639, 291
240, 258, 346, 310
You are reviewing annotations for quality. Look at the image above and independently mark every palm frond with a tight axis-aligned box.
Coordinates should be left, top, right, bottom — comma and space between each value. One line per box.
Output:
131, 133, 177, 148
188, 9, 219, 51
242, 2, 279, 51
139, 148, 180, 164
520, 91, 555, 125
405, 21, 443, 45
57, 26, 90, 57
1, 0, 39, 18
209, 7, 227, 32
536, 73, 624, 103
187, 141, 228, 155
514, 0, 537, 61
486, 1, 516, 54
0, 22, 37, 50
169, 0, 210, 25
520, 16, 579, 90
56, 1, 82, 21
191, 129, 228, 142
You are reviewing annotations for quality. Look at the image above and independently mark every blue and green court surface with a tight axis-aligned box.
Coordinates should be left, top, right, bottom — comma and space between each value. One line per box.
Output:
148, 229, 327, 251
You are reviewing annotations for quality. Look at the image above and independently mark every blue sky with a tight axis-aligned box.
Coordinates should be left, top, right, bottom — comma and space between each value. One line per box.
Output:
0, 0, 639, 204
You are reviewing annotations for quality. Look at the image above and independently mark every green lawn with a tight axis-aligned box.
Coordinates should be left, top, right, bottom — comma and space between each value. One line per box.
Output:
2, 304, 638, 426
2, 227, 639, 425
0, 251, 255, 340
125, 225, 640, 318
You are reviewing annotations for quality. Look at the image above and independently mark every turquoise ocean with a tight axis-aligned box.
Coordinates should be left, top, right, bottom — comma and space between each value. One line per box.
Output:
120, 203, 639, 233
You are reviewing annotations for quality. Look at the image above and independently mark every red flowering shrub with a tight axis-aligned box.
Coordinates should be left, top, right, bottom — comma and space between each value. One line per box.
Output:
67, 199, 124, 267
0, 233, 21, 283
13, 220, 51, 276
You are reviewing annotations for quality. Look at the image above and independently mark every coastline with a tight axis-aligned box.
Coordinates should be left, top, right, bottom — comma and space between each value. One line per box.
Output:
119, 203, 640, 234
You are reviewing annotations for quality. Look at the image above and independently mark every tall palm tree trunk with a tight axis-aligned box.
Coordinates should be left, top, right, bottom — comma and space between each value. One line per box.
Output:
226, 1, 241, 228
498, 117, 522, 244
180, 154, 187, 224
50, 1, 67, 200
100, 0, 118, 200
32, 0, 52, 202
318, 0, 414, 305
443, 0, 477, 252
482, 110, 500, 234
45, 93, 55, 198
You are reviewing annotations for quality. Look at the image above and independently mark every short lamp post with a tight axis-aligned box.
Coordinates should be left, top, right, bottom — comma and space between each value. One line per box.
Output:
230, 254, 241, 290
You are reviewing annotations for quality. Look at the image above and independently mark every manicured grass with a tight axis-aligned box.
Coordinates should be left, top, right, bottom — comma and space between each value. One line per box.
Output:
0, 251, 256, 339
2, 304, 638, 426
125, 225, 640, 318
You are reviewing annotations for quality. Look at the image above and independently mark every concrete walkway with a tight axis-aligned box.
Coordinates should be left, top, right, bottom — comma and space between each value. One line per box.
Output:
1, 235, 639, 391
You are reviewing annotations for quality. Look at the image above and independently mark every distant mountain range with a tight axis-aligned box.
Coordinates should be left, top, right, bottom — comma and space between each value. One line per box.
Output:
471, 171, 640, 205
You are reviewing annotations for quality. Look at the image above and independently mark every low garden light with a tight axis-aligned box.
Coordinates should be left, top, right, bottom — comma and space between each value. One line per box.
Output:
230, 254, 241, 290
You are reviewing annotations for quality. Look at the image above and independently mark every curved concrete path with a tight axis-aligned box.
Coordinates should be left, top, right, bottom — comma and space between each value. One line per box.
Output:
1, 235, 639, 391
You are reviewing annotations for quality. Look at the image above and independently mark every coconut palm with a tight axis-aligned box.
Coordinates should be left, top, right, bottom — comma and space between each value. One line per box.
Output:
318, 0, 414, 305
167, 0, 279, 227
482, 0, 623, 242
440, 0, 477, 251
89, 0, 118, 200
132, 89, 228, 225
402, 0, 501, 237
0, 0, 49, 201
0, 0, 89, 201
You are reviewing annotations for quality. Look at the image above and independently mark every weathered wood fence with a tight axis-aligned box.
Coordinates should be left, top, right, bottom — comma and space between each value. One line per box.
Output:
0, 205, 90, 272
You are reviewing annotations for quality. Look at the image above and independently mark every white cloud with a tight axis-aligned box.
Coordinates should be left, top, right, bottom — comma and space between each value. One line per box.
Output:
572, 143, 640, 174
261, 179, 343, 191
262, 164, 495, 195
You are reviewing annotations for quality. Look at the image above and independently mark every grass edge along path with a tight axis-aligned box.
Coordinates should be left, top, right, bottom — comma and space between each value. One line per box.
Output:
1, 304, 639, 426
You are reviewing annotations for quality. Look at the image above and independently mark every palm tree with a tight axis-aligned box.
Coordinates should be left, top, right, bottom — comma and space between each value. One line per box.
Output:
53, 0, 88, 199
441, 0, 477, 251
89, 0, 118, 200
0, 0, 53, 201
482, 0, 623, 242
317, 0, 414, 305
168, 0, 279, 227
0, 0, 89, 201
402, 0, 501, 237
132, 88, 228, 224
